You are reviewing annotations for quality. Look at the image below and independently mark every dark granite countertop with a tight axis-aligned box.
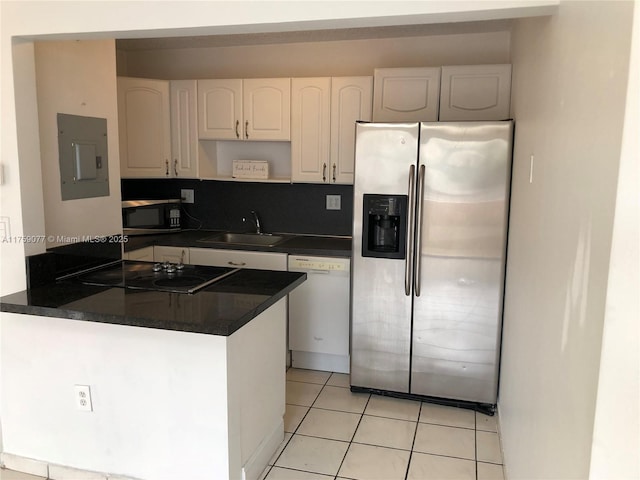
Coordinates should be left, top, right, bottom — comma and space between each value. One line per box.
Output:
124, 230, 353, 257
0, 269, 306, 336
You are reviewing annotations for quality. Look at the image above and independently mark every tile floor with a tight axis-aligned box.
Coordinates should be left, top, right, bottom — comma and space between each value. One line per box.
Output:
0, 368, 505, 480
262, 368, 505, 480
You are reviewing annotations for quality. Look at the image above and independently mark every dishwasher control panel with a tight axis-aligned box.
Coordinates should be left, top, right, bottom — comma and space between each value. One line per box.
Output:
288, 256, 350, 272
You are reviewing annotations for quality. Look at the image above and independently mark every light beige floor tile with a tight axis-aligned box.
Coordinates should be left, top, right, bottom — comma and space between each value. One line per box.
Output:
353, 415, 416, 450
297, 407, 361, 441
419, 403, 475, 429
275, 434, 349, 476
269, 433, 293, 465
338, 443, 410, 480
284, 404, 309, 433
0, 470, 47, 480
287, 368, 331, 385
477, 411, 499, 432
364, 395, 421, 421
477, 431, 503, 464
326, 372, 350, 388
286, 381, 323, 407
258, 465, 271, 480
413, 423, 475, 460
313, 385, 369, 413
407, 452, 475, 480
477, 462, 506, 480
265, 466, 334, 479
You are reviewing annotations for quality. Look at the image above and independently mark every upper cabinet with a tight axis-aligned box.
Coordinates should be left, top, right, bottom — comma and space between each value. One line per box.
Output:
118, 77, 171, 178
372, 67, 441, 122
439, 64, 512, 121
291, 76, 372, 184
198, 78, 291, 141
170, 80, 199, 177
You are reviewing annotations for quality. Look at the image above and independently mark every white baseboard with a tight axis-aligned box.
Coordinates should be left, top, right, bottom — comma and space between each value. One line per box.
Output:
291, 350, 349, 374
242, 419, 284, 480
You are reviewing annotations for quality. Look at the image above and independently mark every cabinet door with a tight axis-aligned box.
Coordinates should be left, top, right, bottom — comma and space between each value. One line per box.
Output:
190, 248, 287, 271
117, 77, 171, 178
372, 67, 441, 122
291, 78, 331, 183
123, 246, 154, 262
198, 79, 243, 140
439, 64, 512, 121
154, 246, 189, 264
243, 78, 291, 141
330, 77, 373, 184
170, 80, 199, 177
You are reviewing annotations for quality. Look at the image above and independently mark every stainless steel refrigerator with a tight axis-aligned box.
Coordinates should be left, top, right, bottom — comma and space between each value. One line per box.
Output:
350, 121, 513, 411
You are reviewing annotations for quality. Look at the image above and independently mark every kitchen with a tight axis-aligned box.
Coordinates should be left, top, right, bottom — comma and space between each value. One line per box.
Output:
0, 2, 638, 480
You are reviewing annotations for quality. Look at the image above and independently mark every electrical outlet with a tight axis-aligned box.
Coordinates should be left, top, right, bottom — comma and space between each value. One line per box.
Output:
181, 189, 195, 204
75, 385, 93, 412
326, 194, 341, 210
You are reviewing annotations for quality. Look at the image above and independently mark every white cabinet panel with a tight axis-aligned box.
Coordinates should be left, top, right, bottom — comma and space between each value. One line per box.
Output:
198, 79, 243, 140
439, 64, 512, 121
154, 246, 189, 264
170, 80, 199, 177
118, 77, 171, 178
123, 246, 154, 262
243, 78, 291, 141
373, 67, 441, 122
190, 248, 287, 271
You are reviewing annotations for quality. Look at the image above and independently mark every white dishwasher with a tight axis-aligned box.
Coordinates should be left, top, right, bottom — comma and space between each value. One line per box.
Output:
288, 255, 351, 374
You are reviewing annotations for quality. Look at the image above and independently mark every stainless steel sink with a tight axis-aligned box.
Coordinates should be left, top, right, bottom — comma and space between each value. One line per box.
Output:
198, 232, 287, 247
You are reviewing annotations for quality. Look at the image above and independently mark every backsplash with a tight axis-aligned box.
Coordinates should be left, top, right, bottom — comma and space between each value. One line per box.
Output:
121, 179, 354, 236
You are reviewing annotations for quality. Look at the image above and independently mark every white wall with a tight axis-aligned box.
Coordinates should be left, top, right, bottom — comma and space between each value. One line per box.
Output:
589, 2, 640, 477
34, 40, 122, 247
0, 311, 231, 479
500, 1, 635, 478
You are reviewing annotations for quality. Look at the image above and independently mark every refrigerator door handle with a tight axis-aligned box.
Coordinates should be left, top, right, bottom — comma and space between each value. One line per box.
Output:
405, 164, 416, 296
414, 164, 426, 296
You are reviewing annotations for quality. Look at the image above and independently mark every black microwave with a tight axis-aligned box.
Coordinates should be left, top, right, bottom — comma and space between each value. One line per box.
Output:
122, 199, 181, 235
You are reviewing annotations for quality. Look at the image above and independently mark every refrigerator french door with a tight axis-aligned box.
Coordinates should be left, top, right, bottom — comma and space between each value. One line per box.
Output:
350, 121, 513, 410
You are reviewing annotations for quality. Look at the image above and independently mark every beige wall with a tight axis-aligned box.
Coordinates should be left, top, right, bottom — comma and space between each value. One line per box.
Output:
500, 1, 634, 478
119, 30, 510, 79
34, 40, 122, 247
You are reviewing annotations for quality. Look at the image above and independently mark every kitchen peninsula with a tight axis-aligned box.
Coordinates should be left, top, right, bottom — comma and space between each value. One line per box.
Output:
0, 259, 306, 480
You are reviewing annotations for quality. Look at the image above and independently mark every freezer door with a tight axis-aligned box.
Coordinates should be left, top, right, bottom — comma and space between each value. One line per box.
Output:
351, 122, 419, 393
411, 121, 513, 404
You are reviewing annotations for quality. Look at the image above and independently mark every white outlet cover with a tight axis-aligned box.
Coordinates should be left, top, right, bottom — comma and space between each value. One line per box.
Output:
326, 194, 341, 210
75, 384, 93, 412
181, 189, 195, 204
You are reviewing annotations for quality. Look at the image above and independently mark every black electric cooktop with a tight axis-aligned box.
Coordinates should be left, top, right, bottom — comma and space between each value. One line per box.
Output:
72, 260, 239, 294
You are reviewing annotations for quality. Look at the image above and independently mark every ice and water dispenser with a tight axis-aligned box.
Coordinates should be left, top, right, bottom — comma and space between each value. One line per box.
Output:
362, 194, 407, 259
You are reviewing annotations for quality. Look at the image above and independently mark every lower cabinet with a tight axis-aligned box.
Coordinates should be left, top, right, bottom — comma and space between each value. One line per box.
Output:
287, 256, 350, 374
123, 246, 154, 261
154, 246, 190, 264
189, 248, 287, 271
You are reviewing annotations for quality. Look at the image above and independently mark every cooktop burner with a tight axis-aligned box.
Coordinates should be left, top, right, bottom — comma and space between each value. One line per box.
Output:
73, 261, 239, 294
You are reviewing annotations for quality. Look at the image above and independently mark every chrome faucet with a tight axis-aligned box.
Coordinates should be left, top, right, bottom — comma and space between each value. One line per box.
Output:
250, 210, 262, 234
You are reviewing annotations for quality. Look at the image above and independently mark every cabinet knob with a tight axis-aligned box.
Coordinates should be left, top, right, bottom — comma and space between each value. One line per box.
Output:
174, 159, 178, 176
165, 159, 169, 176
228, 261, 247, 267
332, 163, 336, 182
235, 120, 240, 139
322, 163, 327, 182
245, 120, 249, 139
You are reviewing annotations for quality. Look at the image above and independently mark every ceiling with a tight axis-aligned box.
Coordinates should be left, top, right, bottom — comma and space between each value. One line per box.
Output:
116, 19, 512, 51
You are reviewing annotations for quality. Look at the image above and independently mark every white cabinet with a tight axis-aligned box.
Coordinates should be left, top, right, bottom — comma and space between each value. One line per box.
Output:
288, 256, 351, 373
118, 77, 171, 178
198, 78, 291, 141
291, 76, 372, 184
373, 67, 441, 122
439, 64, 512, 121
330, 77, 372, 184
189, 248, 287, 271
123, 246, 155, 261
154, 246, 189, 264
170, 80, 199, 177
